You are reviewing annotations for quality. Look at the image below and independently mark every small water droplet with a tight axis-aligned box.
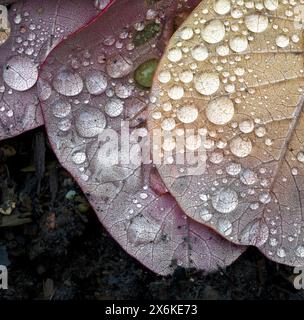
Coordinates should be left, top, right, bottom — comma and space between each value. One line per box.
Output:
104, 98, 124, 117
52, 100, 71, 118
85, 70, 108, 95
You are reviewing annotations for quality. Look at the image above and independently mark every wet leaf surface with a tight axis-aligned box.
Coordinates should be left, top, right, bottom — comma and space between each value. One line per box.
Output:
1, 128, 303, 300
0, 0, 102, 140
149, 0, 304, 266
40, 0, 244, 275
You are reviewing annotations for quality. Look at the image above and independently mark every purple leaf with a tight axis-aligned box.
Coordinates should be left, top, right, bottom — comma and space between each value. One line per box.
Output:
0, 0, 103, 140
39, 0, 245, 275
148, 0, 304, 266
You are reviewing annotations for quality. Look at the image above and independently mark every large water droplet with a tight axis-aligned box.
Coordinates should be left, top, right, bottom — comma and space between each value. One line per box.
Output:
53, 70, 83, 96
75, 107, 106, 137
3, 56, 38, 91
176, 105, 198, 123
212, 188, 238, 213
206, 96, 234, 125
245, 14, 269, 33
201, 20, 225, 44
213, 0, 231, 15
230, 137, 252, 158
194, 73, 220, 95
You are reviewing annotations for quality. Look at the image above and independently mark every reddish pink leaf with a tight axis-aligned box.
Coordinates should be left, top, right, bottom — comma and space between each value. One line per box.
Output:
40, 0, 245, 275
0, 0, 103, 140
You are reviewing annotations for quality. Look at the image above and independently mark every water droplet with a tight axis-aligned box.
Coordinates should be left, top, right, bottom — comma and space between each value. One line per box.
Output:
179, 26, 194, 40
85, 70, 107, 95
167, 47, 183, 62
106, 55, 133, 78
163, 137, 176, 151
206, 96, 234, 125
230, 137, 252, 158
201, 20, 225, 44
168, 85, 184, 100
14, 13, 22, 24
179, 70, 193, 84
276, 247, 286, 258
229, 36, 248, 53
158, 70, 171, 83
3, 56, 38, 91
194, 73, 220, 95
218, 218, 233, 236
115, 83, 133, 99
161, 118, 176, 131
200, 208, 213, 221
58, 119, 71, 132
75, 107, 106, 137
104, 98, 124, 117
264, 0, 278, 11
213, 0, 231, 15
226, 162, 242, 176
37, 79, 52, 101
53, 70, 83, 96
240, 169, 258, 185
296, 246, 304, 258
191, 44, 209, 61
245, 14, 269, 33
72, 152, 86, 164
255, 126, 266, 137
176, 105, 198, 123
239, 119, 254, 133
212, 188, 238, 213
297, 151, 304, 163
275, 34, 289, 48
52, 100, 71, 118
259, 192, 271, 204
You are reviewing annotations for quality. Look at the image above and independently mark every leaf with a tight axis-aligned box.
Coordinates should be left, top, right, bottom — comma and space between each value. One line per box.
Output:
0, 0, 102, 141
39, 0, 244, 275
149, 0, 304, 266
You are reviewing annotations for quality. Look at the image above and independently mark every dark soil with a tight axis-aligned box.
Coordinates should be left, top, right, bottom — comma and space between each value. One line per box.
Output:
0, 128, 303, 300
